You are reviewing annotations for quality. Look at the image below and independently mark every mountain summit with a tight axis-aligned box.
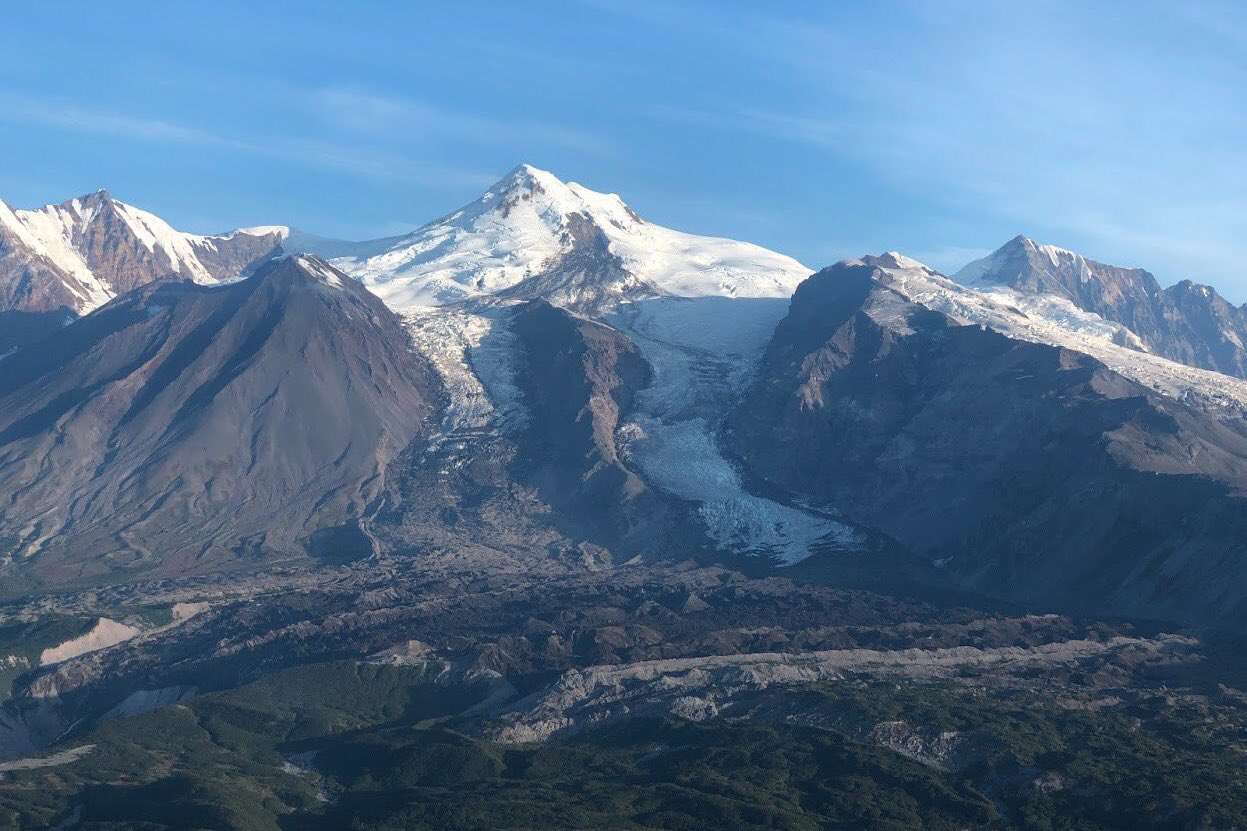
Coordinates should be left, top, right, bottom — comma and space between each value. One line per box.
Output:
0, 255, 438, 585
0, 190, 286, 351
731, 253, 1247, 624
958, 235, 1247, 378
328, 164, 812, 313
7, 173, 1247, 625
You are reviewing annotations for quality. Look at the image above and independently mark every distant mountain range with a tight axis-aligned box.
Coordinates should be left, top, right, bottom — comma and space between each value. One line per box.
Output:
960, 235, 1247, 378
730, 254, 1247, 623
0, 190, 284, 351
2, 165, 1246, 626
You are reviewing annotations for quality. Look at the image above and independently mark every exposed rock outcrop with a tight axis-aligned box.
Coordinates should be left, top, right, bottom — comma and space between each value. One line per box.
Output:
38, 619, 141, 666
960, 235, 1247, 379
0, 256, 439, 588
509, 300, 682, 548
0, 191, 284, 350
731, 258, 1247, 625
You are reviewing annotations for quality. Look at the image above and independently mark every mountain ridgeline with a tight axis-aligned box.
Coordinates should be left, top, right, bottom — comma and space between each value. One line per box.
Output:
960, 235, 1247, 378
0, 256, 439, 589
0, 190, 285, 351
729, 257, 1247, 624
1, 168, 1246, 628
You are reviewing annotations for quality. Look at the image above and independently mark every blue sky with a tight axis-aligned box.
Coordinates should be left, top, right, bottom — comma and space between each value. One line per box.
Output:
2, 1, 1245, 295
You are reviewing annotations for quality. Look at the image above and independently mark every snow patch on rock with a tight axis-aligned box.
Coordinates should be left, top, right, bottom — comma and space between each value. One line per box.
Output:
405, 308, 528, 437
868, 254, 1247, 415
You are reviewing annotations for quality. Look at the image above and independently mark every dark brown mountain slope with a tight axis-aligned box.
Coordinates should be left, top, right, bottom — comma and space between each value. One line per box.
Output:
0, 256, 439, 590
509, 300, 685, 549
730, 259, 1247, 626
371, 300, 702, 567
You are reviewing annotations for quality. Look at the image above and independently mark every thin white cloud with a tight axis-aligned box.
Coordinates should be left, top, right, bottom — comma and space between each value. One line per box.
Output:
0, 91, 495, 190
0, 91, 241, 147
642, 2, 1247, 295
306, 86, 614, 156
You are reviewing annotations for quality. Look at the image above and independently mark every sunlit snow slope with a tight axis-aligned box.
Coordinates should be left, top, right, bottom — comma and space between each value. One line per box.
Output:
331, 164, 812, 312
868, 253, 1247, 414
957, 235, 1247, 381
326, 166, 840, 563
0, 190, 287, 315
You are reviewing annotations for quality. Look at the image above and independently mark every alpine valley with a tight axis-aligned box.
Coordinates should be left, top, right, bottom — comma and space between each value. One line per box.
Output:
2, 166, 1247, 830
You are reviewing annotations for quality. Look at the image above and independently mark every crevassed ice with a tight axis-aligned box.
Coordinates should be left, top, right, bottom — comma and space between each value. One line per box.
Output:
612, 296, 859, 564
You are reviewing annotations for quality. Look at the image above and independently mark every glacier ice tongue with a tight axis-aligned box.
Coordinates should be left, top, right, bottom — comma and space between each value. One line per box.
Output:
611, 297, 859, 564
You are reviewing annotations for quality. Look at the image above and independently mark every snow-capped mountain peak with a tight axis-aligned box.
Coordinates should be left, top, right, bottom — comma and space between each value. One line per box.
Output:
861, 252, 1247, 413
954, 235, 1247, 379
461, 163, 640, 233
956, 234, 1091, 287
874, 251, 930, 271
331, 164, 812, 313
0, 190, 287, 317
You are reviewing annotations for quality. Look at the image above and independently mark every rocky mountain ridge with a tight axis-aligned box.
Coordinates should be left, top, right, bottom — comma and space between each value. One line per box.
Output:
0, 190, 286, 314
0, 255, 439, 590
730, 255, 1247, 625
4, 168, 1247, 629
959, 234, 1247, 378
2, 168, 1247, 827
0, 190, 286, 352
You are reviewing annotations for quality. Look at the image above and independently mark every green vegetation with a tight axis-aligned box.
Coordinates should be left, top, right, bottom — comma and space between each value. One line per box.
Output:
129, 604, 176, 629
804, 681, 1247, 830
1, 663, 1245, 829
0, 616, 97, 700
0, 605, 180, 701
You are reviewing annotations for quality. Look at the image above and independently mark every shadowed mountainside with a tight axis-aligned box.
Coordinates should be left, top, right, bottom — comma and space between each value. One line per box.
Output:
731, 259, 1247, 626
0, 256, 439, 590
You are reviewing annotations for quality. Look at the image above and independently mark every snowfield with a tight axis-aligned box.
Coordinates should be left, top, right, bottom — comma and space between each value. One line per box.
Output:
0, 196, 113, 311
350, 166, 843, 564
0, 191, 287, 313
153, 167, 1230, 567
360, 168, 1247, 565
865, 253, 1247, 415
399, 296, 859, 564
332, 164, 812, 313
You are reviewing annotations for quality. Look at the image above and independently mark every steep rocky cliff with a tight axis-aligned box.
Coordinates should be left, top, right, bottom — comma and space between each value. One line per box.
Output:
0, 190, 284, 350
960, 235, 1247, 378
731, 258, 1247, 625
